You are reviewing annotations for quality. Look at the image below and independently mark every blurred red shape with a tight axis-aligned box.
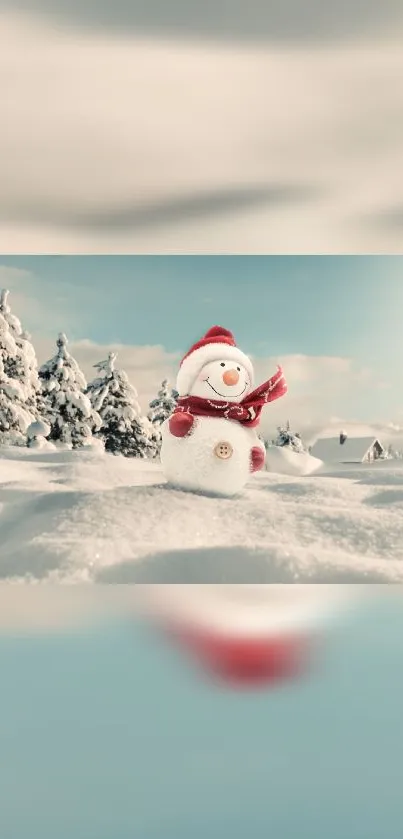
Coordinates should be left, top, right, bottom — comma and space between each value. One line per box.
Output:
173, 624, 313, 688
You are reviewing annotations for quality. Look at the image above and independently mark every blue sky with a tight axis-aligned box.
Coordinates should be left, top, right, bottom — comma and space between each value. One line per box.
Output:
1, 255, 401, 365
1, 256, 402, 429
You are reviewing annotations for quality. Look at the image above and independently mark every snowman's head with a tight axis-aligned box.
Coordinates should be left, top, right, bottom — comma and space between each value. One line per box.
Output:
176, 326, 254, 398
189, 358, 252, 401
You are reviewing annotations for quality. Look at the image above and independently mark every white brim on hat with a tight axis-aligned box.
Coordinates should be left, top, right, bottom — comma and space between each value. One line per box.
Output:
176, 342, 254, 397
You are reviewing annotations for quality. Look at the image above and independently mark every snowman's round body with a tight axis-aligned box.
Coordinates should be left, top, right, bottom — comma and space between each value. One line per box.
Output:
160, 415, 265, 497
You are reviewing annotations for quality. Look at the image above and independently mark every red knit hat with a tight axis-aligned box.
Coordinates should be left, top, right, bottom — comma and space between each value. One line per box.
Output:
176, 326, 254, 396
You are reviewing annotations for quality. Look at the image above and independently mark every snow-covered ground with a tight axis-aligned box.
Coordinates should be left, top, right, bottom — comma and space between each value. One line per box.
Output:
1, 444, 403, 583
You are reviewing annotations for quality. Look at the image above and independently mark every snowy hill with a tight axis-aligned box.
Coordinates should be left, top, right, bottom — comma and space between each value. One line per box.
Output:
1, 445, 403, 583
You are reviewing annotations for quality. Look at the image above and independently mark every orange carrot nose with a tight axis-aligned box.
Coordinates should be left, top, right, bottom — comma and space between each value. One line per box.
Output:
223, 369, 240, 386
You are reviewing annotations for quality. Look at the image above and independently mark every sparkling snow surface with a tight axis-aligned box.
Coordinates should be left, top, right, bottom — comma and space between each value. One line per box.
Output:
1, 444, 403, 583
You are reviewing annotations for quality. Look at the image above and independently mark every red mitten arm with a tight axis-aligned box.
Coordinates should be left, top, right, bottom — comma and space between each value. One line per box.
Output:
250, 446, 266, 473
169, 411, 195, 438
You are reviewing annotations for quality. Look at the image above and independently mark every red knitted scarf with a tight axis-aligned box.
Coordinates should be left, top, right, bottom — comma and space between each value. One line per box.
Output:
174, 366, 287, 428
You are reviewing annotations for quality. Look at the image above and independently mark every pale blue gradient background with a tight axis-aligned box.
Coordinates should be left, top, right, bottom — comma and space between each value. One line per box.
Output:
0, 595, 402, 839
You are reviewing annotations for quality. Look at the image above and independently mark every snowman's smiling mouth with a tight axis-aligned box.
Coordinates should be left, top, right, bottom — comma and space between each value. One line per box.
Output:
205, 379, 248, 399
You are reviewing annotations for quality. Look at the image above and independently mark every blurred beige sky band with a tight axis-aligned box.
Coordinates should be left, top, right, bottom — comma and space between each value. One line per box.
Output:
1, 8, 403, 253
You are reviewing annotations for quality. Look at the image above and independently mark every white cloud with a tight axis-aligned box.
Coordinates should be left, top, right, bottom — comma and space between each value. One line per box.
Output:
1, 12, 403, 252
30, 335, 391, 433
244, 355, 403, 445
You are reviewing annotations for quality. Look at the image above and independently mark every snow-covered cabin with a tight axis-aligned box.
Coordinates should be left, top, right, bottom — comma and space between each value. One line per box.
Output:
310, 433, 385, 465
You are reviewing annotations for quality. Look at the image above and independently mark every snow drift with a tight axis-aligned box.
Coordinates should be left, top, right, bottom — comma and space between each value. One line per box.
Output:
266, 445, 323, 476
1, 446, 403, 583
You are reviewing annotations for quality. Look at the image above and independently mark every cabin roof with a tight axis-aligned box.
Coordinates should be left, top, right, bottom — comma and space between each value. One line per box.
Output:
310, 436, 384, 463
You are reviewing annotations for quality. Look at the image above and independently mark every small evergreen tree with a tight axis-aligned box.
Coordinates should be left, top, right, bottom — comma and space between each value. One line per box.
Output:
39, 333, 100, 448
148, 379, 178, 426
275, 420, 306, 453
148, 379, 178, 454
86, 352, 158, 459
387, 444, 396, 460
0, 290, 40, 445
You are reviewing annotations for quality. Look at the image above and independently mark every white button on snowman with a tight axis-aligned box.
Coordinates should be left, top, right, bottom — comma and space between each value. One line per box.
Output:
160, 326, 287, 497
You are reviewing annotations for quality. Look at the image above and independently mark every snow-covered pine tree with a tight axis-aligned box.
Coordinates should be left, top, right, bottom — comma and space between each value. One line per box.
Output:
147, 378, 178, 454
39, 333, 101, 448
275, 420, 306, 453
0, 289, 40, 445
148, 379, 178, 426
86, 352, 158, 459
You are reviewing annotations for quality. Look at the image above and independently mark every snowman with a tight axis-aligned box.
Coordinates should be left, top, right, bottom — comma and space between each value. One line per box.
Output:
160, 326, 287, 496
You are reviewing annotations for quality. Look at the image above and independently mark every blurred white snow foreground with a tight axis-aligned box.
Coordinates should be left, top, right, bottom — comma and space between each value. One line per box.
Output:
1, 442, 403, 586
0, 578, 384, 688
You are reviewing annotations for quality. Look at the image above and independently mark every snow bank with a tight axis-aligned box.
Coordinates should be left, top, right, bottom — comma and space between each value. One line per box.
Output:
266, 446, 323, 477
26, 419, 54, 451
28, 437, 56, 451
27, 420, 51, 439
1, 448, 403, 583
97, 545, 396, 585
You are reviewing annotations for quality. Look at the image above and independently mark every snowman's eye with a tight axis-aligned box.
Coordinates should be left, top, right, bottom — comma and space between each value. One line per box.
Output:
220, 362, 225, 367
237, 367, 241, 372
